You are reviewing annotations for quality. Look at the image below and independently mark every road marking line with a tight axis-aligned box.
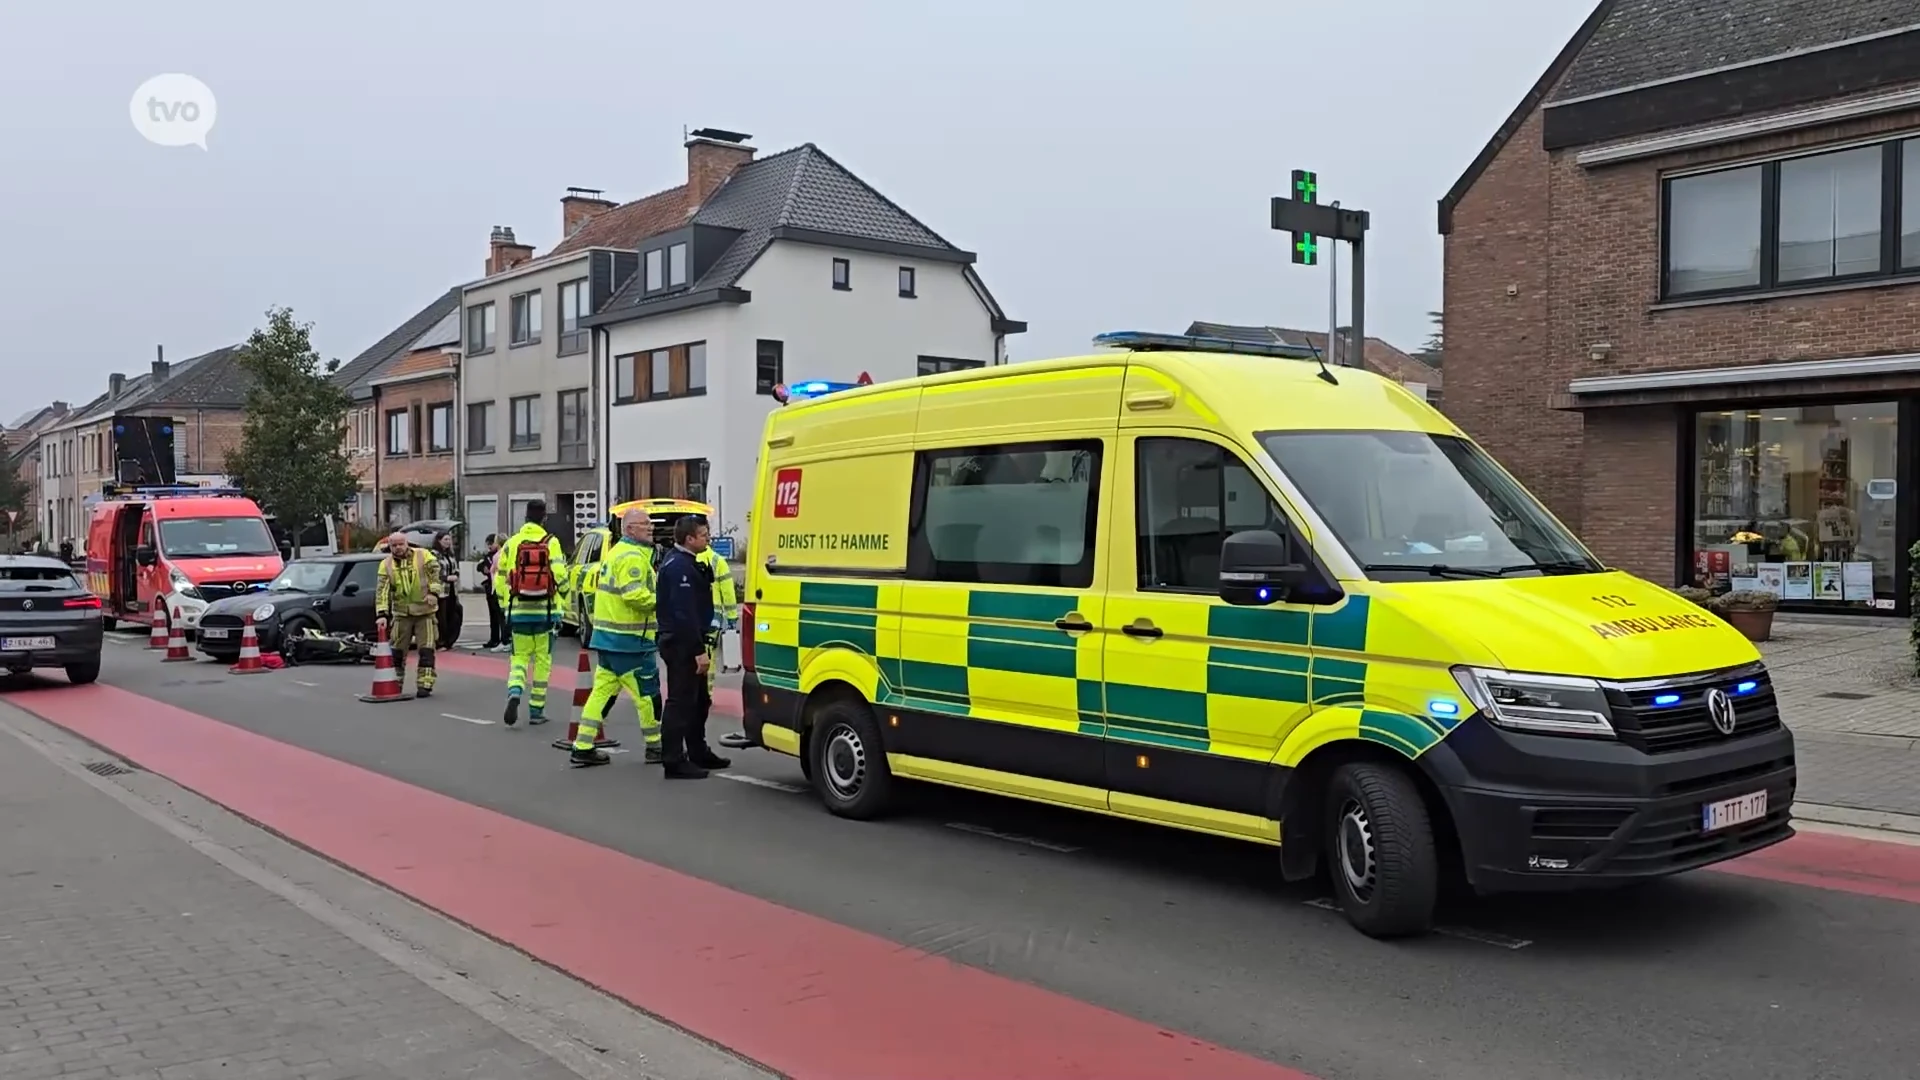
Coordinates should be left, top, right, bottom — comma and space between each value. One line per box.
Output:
443, 713, 494, 726
943, 822, 1081, 853
292, 679, 319, 687
717, 774, 807, 793
1302, 897, 1531, 949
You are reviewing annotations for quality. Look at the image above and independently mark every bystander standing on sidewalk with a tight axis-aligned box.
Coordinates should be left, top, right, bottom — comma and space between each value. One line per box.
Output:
478, 533, 506, 651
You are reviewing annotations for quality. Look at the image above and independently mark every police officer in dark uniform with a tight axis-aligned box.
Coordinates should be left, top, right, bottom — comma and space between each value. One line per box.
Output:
654, 515, 728, 778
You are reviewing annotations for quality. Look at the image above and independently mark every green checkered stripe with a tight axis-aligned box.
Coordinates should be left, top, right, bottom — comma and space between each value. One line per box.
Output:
754, 587, 1450, 758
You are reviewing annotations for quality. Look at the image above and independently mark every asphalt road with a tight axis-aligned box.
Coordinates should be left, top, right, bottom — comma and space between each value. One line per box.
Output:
46, 631, 1920, 1080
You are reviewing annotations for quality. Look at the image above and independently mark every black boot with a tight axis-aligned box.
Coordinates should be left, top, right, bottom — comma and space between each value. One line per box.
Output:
644, 745, 663, 764
503, 695, 521, 726
662, 760, 709, 779
570, 748, 611, 768
689, 746, 732, 770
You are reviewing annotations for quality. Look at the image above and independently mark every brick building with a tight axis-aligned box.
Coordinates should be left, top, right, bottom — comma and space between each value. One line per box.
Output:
35, 346, 246, 551
1441, 0, 1920, 616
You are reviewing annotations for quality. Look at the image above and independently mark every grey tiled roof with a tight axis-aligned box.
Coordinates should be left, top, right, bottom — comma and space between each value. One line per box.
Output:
71, 349, 222, 423
1551, 0, 1916, 101
597, 143, 967, 319
333, 288, 463, 398
134, 345, 248, 408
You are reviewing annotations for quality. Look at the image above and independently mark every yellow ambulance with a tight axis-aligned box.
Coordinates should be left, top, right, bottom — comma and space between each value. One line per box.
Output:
735, 333, 1797, 937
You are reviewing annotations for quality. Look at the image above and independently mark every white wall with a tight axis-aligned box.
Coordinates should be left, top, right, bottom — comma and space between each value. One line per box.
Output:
602, 240, 998, 539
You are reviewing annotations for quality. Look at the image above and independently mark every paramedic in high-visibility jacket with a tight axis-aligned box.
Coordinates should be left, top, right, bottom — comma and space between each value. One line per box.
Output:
571, 508, 662, 769
492, 500, 569, 727
374, 532, 443, 699
695, 534, 738, 692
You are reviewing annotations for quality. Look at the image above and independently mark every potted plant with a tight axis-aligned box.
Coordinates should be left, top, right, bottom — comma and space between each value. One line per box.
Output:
1708, 589, 1778, 643
1669, 585, 1715, 606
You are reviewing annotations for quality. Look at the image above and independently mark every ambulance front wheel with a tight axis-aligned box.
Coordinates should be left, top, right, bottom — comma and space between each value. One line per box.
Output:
1324, 761, 1439, 939
808, 697, 896, 820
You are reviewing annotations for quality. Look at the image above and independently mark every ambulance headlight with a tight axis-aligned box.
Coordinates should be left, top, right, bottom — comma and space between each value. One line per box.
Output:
1451, 667, 1615, 738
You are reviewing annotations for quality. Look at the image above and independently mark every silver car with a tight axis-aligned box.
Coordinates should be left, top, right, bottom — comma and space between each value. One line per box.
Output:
0, 554, 105, 684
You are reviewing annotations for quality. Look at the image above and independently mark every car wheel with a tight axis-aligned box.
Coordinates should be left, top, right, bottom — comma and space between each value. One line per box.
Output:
102, 615, 117, 632
1324, 761, 1439, 939
807, 697, 896, 820
279, 614, 321, 665
65, 659, 101, 685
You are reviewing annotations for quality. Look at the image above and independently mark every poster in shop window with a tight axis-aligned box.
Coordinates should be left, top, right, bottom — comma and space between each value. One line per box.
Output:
1783, 562, 1813, 601
1754, 563, 1786, 598
1842, 561, 1876, 602
1813, 562, 1844, 601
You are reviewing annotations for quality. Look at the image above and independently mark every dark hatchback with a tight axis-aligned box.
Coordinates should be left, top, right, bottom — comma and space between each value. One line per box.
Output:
0, 555, 105, 684
198, 555, 381, 661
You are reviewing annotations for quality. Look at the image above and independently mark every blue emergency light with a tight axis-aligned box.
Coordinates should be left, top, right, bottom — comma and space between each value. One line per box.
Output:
771, 372, 873, 405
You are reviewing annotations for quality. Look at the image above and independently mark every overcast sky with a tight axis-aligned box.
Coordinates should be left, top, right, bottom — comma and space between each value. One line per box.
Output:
0, 0, 1593, 411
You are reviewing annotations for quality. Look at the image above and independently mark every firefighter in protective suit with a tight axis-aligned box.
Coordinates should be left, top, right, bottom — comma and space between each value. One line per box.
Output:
571, 508, 661, 768
374, 532, 443, 698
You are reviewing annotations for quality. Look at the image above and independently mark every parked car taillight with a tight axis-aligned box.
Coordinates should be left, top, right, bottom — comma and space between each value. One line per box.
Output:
64, 595, 101, 609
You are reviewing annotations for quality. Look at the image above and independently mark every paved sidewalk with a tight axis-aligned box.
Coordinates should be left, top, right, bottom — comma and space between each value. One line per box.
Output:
1759, 616, 1920, 819
0, 704, 770, 1080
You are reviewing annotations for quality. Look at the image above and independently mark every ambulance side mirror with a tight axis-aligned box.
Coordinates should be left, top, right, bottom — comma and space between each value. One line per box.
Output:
134, 545, 158, 567
1218, 530, 1307, 606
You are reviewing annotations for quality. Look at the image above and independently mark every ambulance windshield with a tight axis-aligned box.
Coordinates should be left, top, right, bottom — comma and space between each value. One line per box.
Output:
157, 516, 279, 558
1260, 429, 1602, 579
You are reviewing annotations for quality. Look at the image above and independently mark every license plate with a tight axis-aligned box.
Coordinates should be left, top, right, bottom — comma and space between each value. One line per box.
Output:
1702, 790, 1768, 833
201, 628, 230, 640
1, 636, 55, 651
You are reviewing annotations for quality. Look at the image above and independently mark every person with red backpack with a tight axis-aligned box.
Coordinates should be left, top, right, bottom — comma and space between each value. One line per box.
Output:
491, 499, 570, 726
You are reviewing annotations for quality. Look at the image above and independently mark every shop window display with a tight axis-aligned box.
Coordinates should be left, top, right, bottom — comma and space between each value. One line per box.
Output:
1691, 403, 1899, 609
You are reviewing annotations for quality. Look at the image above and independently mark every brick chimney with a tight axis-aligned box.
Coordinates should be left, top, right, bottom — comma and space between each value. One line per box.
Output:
151, 344, 170, 382
108, 372, 126, 398
485, 226, 535, 275
561, 187, 617, 238
685, 128, 756, 205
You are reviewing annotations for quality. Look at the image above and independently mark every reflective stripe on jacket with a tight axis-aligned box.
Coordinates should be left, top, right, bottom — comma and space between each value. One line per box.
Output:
376, 548, 440, 616
591, 538, 657, 653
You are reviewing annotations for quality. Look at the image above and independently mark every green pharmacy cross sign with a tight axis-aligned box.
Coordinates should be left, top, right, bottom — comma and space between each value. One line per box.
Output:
1289, 169, 1317, 264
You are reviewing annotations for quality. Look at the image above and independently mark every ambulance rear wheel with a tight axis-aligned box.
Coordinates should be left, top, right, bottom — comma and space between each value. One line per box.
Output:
1324, 761, 1438, 939
809, 698, 895, 820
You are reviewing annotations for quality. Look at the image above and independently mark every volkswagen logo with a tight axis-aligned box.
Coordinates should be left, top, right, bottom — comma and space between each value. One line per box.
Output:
1706, 687, 1738, 736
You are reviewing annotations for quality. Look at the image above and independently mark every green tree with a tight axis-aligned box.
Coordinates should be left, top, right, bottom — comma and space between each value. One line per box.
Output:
1417, 309, 1443, 368
223, 307, 359, 533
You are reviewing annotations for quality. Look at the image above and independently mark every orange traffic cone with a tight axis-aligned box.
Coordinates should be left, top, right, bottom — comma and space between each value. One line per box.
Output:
358, 623, 404, 703
161, 612, 193, 662
229, 614, 267, 675
553, 644, 620, 750
148, 608, 169, 650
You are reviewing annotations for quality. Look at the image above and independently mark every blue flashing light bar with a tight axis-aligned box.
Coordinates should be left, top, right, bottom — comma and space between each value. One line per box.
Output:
104, 483, 245, 500
1092, 330, 1321, 360
771, 379, 860, 405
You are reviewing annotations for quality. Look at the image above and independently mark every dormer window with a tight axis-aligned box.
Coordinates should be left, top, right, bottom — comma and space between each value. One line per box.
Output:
644, 249, 664, 292
668, 243, 688, 287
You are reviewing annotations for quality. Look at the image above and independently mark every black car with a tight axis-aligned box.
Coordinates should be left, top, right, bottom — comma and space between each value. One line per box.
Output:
0, 554, 105, 684
197, 554, 381, 661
